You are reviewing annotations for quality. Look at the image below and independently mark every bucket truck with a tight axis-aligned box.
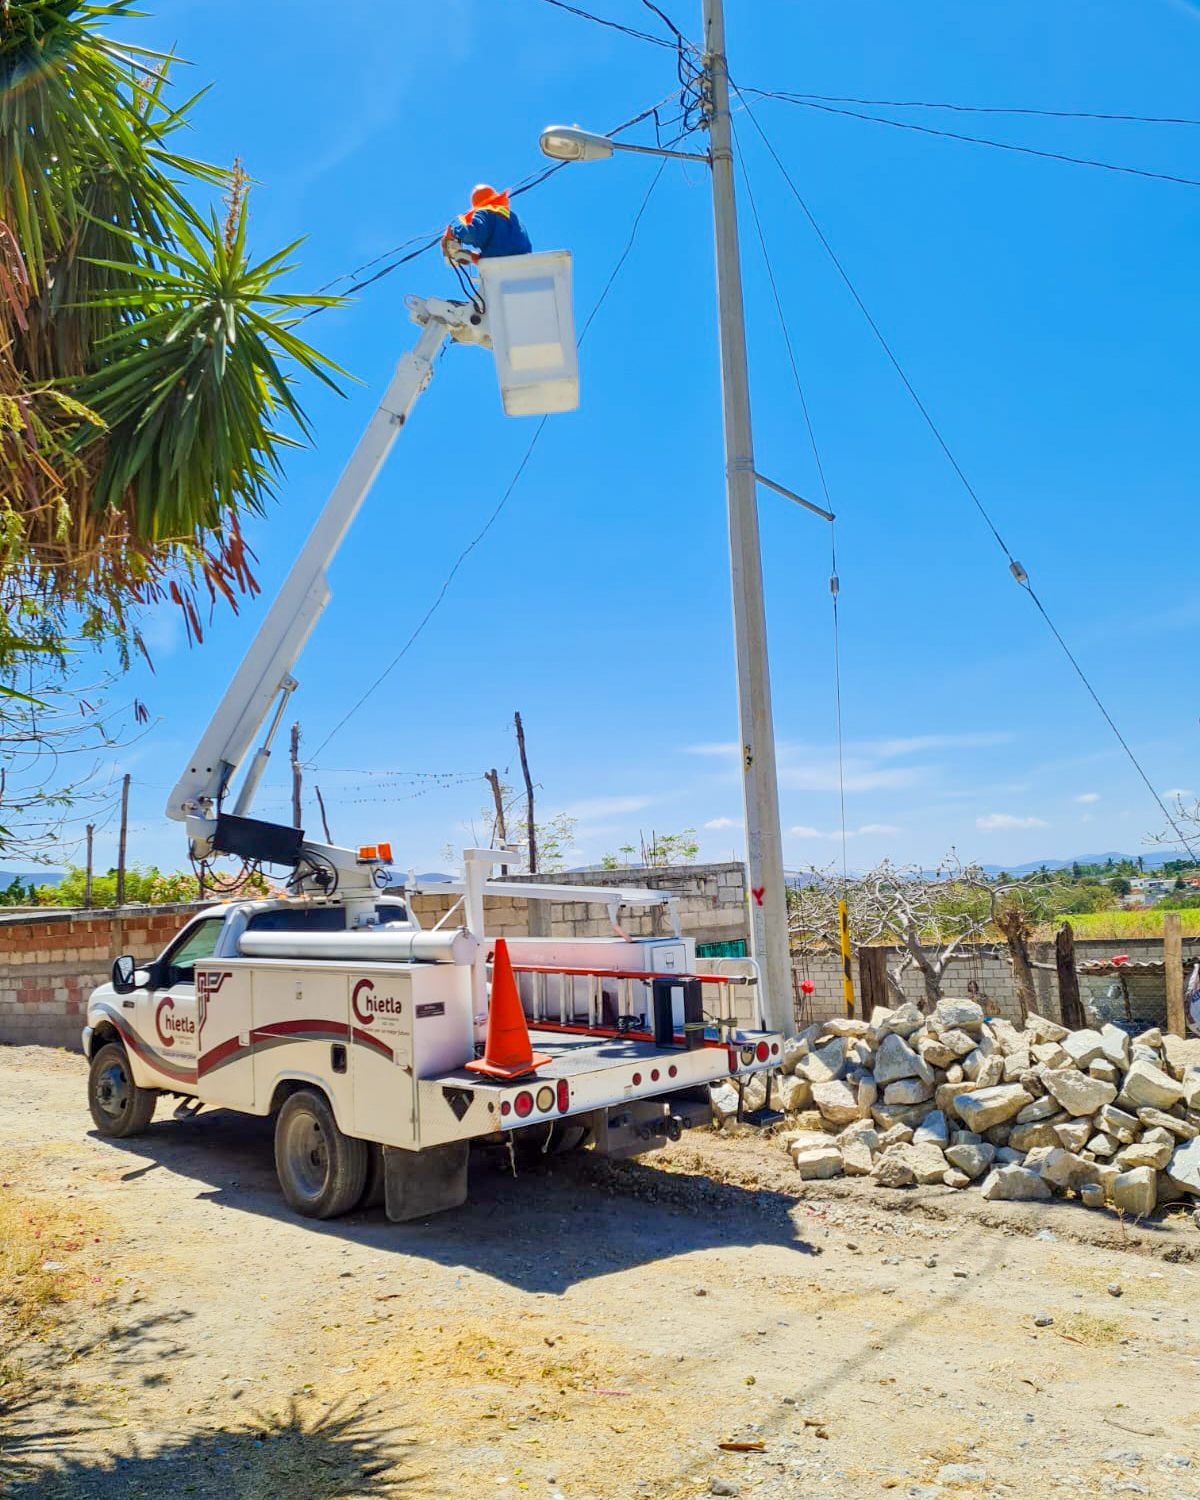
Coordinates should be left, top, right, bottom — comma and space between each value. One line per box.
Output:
82, 256, 783, 1224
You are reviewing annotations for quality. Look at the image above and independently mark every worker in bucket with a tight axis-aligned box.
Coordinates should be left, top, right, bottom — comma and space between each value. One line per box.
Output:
442, 184, 532, 266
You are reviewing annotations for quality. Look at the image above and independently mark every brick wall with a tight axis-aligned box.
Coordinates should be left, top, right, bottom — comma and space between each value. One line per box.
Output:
0, 903, 211, 1051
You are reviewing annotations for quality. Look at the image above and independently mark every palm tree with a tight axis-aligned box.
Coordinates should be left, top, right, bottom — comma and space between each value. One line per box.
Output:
0, 1, 344, 656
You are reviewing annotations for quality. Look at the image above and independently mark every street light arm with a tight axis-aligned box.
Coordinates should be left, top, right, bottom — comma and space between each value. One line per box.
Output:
540, 124, 708, 164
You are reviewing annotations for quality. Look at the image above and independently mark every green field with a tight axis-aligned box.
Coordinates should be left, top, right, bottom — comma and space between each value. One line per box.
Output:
1035, 909, 1200, 941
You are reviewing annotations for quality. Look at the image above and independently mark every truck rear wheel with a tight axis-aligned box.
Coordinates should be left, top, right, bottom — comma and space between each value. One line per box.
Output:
88, 1042, 157, 1138
274, 1089, 367, 1220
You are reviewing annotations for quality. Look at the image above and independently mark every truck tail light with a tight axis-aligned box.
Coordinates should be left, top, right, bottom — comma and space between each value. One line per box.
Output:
514, 1091, 533, 1118
535, 1085, 555, 1112
756, 1042, 769, 1062
727, 1048, 738, 1073
556, 1079, 569, 1113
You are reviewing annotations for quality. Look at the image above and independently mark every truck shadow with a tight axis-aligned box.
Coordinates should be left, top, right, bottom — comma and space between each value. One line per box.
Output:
94, 1109, 818, 1293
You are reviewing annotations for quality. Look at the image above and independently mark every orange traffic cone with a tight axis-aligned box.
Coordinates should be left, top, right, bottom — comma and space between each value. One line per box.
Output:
466, 938, 552, 1079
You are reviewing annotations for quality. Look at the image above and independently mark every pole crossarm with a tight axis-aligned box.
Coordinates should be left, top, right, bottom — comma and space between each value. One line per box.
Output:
744, 465, 835, 522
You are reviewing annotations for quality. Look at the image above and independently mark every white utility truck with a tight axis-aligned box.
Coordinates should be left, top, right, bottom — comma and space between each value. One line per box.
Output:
83, 256, 783, 1223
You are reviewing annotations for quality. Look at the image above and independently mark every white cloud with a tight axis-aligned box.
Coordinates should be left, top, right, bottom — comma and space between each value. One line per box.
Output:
862, 732, 1015, 758
789, 823, 901, 840
704, 816, 739, 830
561, 794, 655, 820
1165, 788, 1194, 800
1075, 793, 1100, 804
683, 742, 739, 757
976, 813, 1048, 831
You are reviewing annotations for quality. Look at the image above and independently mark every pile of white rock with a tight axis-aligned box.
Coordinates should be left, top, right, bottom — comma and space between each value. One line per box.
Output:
714, 999, 1200, 1217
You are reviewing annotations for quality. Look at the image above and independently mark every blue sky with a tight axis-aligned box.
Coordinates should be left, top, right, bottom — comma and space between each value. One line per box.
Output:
54, 0, 1200, 878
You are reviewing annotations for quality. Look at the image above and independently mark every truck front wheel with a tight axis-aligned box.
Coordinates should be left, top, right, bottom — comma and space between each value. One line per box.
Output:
274, 1089, 367, 1220
88, 1043, 157, 1138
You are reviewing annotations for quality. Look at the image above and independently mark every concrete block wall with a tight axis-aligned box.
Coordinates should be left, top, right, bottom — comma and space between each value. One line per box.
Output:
0, 904, 211, 1051
792, 935, 1200, 1034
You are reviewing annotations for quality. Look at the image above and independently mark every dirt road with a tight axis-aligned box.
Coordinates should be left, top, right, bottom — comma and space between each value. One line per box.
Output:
3, 1044, 1200, 1500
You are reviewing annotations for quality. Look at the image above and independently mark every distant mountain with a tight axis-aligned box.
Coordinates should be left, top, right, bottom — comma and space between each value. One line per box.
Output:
0, 869, 65, 887
981, 851, 1187, 876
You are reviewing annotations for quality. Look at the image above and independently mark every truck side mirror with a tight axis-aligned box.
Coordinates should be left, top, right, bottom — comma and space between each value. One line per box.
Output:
112, 954, 140, 995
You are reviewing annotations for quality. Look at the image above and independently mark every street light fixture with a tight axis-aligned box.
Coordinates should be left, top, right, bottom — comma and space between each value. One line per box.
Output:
537, 0, 795, 1037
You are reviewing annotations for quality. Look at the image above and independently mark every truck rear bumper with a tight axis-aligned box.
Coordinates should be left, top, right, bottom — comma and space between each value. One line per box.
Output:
414, 1028, 783, 1149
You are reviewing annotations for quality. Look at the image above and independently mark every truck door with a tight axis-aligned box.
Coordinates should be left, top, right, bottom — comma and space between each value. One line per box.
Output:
137, 915, 226, 1091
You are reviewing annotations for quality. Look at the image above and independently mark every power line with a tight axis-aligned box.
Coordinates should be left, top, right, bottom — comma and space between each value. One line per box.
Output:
763, 91, 1200, 129
746, 90, 1200, 191
526, 0, 677, 48
734, 88, 1200, 860
309, 153, 674, 761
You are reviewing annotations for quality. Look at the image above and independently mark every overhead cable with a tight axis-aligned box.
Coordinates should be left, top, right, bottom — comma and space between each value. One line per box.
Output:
735, 88, 1200, 859
526, 0, 677, 48
309, 154, 674, 761
746, 90, 1200, 191
764, 92, 1200, 129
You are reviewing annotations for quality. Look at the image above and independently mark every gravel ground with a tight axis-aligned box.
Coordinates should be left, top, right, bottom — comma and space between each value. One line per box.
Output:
3, 1043, 1200, 1500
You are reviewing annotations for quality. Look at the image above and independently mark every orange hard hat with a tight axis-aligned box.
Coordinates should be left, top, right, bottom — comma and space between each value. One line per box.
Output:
471, 183, 499, 208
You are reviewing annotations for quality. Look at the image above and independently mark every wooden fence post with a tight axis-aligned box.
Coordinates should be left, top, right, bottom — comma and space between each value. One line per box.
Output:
1055, 921, 1086, 1031
859, 946, 889, 1022
1164, 910, 1185, 1038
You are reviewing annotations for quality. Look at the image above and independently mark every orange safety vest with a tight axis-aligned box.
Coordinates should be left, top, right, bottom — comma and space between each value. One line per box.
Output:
459, 189, 511, 226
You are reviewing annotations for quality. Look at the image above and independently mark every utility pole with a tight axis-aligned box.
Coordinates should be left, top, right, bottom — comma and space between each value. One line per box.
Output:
514, 713, 537, 875
84, 824, 94, 910
290, 721, 303, 829
702, 0, 791, 1033
485, 768, 508, 845
116, 773, 131, 906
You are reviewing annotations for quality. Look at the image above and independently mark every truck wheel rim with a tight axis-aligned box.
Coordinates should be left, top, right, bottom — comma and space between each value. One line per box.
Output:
282, 1110, 329, 1200
96, 1061, 131, 1120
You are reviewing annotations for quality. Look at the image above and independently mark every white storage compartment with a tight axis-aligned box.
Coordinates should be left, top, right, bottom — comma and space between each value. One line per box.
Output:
478, 250, 579, 415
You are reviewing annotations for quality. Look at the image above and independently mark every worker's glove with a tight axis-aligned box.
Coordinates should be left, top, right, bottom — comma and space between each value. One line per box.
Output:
441, 228, 478, 268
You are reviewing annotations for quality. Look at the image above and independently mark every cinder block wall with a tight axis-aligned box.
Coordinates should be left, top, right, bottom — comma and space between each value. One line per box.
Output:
0, 904, 212, 1050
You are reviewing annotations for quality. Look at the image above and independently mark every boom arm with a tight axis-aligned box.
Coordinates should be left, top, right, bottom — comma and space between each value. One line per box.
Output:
167, 296, 488, 840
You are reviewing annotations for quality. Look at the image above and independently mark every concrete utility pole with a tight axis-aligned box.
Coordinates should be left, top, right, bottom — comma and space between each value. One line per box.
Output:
702, 0, 791, 1033
116, 773, 131, 907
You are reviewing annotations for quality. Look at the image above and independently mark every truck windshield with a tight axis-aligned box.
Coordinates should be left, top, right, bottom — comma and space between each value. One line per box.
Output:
165, 918, 226, 985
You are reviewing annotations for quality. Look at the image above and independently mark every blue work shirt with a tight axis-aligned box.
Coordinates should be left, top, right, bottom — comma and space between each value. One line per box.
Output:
451, 207, 532, 259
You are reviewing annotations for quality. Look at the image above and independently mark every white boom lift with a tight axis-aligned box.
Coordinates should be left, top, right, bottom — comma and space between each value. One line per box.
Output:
83, 255, 783, 1225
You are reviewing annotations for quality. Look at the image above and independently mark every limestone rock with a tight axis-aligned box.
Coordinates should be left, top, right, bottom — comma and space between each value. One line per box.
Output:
932, 998, 985, 1033
1015, 1095, 1060, 1124
856, 1075, 878, 1113
1119, 1060, 1185, 1113
1116, 1140, 1172, 1172
1166, 1137, 1200, 1196
1042, 1069, 1117, 1117
1163, 1033, 1200, 1079
1087, 1132, 1119, 1157
823, 1017, 872, 1038
883, 1077, 934, 1107
1142, 1125, 1176, 1147
1003, 1051, 1033, 1082
1031, 1042, 1072, 1069
914, 1110, 949, 1147
951, 1129, 983, 1146
793, 1145, 844, 1180
874, 1032, 930, 1085
918, 1039, 958, 1070
841, 1137, 875, 1176
1111, 1165, 1156, 1218
1009, 1120, 1062, 1154
1088, 1059, 1119, 1085
945, 1062, 965, 1085
1037, 1148, 1098, 1190
1026, 1013, 1069, 1045
1096, 1104, 1139, 1143
811, 1079, 863, 1125
876, 1122, 915, 1148
988, 1018, 1025, 1055
1135, 1026, 1164, 1050
875, 1002, 924, 1040
973, 1054, 1005, 1089
868, 1005, 895, 1030
1018, 1068, 1046, 1098
871, 1101, 932, 1132
1062, 1028, 1108, 1069
981, 1164, 1052, 1202
943, 1169, 970, 1189
1135, 1106, 1198, 1139
953, 1084, 1033, 1132
743, 1074, 769, 1111
994, 1146, 1026, 1165
797, 1037, 849, 1085
896, 1142, 949, 1184
873, 1152, 916, 1189
944, 1142, 995, 1180
1098, 1022, 1131, 1068
781, 1030, 817, 1074
983, 1122, 1013, 1147
778, 1074, 814, 1114
710, 1082, 740, 1123
1181, 1070, 1200, 1110
1054, 1119, 1093, 1153
1080, 1182, 1108, 1209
